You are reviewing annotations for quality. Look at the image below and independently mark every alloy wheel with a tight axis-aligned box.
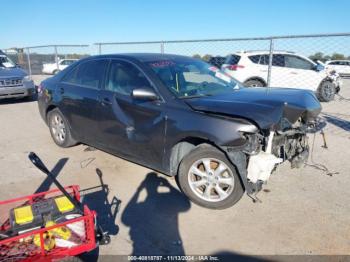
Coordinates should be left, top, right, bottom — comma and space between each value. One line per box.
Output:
51, 114, 66, 143
187, 158, 235, 202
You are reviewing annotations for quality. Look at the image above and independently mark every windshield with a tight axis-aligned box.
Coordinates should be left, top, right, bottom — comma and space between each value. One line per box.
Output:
0, 55, 16, 68
147, 57, 242, 98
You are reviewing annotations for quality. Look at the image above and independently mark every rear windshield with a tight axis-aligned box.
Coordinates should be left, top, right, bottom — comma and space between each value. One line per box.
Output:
225, 55, 241, 65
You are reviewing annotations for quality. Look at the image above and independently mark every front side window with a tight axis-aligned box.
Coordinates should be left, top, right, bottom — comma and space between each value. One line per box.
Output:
62, 59, 108, 89
147, 58, 241, 98
285, 55, 314, 70
105, 60, 151, 95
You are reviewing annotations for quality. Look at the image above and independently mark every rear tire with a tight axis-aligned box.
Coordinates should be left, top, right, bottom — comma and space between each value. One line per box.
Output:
244, 79, 265, 87
53, 69, 60, 75
47, 108, 76, 148
317, 80, 335, 102
177, 146, 244, 209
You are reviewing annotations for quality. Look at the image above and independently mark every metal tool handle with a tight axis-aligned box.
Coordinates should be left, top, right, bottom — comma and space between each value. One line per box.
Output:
28, 152, 84, 214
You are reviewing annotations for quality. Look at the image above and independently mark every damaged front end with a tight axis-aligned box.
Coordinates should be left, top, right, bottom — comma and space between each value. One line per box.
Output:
224, 111, 323, 198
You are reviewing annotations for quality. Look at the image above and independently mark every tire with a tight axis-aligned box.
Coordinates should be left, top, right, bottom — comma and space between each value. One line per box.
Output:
317, 80, 336, 102
53, 69, 60, 75
47, 108, 76, 148
177, 146, 244, 209
244, 79, 265, 87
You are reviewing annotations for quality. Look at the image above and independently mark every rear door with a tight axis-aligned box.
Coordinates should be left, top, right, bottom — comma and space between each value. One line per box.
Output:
95, 59, 167, 169
58, 59, 108, 143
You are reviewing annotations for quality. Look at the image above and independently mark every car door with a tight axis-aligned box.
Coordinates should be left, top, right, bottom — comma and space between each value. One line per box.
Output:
58, 59, 109, 143
283, 55, 322, 90
95, 59, 167, 170
269, 54, 291, 87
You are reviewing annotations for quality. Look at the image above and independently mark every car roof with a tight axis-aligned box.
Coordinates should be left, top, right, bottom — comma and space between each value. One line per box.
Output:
326, 60, 350, 63
83, 53, 193, 63
231, 50, 296, 55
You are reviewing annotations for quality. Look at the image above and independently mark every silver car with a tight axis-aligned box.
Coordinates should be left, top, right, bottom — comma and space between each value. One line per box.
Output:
0, 54, 35, 100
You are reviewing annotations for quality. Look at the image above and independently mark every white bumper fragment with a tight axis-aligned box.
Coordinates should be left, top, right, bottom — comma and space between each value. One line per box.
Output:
247, 131, 283, 183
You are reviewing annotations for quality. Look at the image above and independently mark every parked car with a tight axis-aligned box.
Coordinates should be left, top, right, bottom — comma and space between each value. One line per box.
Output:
221, 51, 342, 102
42, 59, 78, 75
38, 54, 322, 209
0, 54, 36, 100
208, 56, 226, 68
325, 60, 350, 77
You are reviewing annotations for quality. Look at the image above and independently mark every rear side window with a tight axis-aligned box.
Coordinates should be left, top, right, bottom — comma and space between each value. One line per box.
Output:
248, 55, 260, 64
272, 54, 285, 67
62, 59, 108, 89
260, 55, 270, 65
225, 55, 241, 65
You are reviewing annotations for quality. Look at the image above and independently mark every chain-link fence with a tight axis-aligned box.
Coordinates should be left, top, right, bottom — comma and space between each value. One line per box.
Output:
2, 33, 350, 97
3, 45, 90, 77
95, 33, 350, 92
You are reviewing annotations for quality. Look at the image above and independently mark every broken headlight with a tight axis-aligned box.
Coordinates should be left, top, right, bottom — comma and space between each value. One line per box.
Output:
241, 132, 263, 155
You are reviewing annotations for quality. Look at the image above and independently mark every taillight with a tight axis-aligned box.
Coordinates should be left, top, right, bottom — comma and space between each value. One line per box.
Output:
227, 64, 245, 71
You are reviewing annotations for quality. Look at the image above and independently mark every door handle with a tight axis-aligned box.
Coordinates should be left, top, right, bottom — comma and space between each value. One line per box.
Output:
100, 97, 112, 106
290, 72, 298, 75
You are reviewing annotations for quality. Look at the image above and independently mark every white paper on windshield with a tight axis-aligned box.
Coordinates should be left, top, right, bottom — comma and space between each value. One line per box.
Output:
2, 62, 13, 68
215, 71, 231, 83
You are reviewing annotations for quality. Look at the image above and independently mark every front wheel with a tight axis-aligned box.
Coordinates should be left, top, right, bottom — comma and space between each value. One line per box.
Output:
317, 80, 336, 102
177, 146, 244, 209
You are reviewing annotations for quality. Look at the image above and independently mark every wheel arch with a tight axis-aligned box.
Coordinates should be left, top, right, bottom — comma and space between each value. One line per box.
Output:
169, 137, 237, 177
45, 105, 57, 123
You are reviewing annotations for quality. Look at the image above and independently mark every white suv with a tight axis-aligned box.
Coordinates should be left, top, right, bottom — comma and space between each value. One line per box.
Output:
42, 59, 78, 75
221, 51, 342, 102
325, 60, 350, 77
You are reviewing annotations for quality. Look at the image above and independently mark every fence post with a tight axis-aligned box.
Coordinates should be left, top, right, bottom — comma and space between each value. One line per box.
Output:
54, 46, 59, 71
160, 41, 165, 54
267, 38, 274, 87
26, 48, 32, 79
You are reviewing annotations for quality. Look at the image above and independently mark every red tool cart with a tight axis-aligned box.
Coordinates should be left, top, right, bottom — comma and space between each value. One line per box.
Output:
0, 152, 110, 261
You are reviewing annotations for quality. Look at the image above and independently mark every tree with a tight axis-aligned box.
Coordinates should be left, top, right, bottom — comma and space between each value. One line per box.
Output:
309, 52, 325, 62
202, 54, 212, 62
192, 54, 201, 59
331, 53, 346, 60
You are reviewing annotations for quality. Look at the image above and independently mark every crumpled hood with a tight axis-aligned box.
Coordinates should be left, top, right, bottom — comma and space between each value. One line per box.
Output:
185, 87, 322, 130
0, 67, 27, 78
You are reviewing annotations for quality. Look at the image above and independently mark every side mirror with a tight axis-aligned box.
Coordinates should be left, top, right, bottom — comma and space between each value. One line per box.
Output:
132, 87, 159, 101
315, 64, 324, 72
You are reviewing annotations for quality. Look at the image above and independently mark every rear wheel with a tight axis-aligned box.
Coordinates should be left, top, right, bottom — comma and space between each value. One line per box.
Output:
244, 79, 265, 87
47, 108, 76, 147
317, 80, 335, 102
177, 146, 244, 209
53, 69, 60, 75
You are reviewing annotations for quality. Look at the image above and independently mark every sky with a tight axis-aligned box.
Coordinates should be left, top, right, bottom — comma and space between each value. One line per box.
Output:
1, 0, 350, 54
